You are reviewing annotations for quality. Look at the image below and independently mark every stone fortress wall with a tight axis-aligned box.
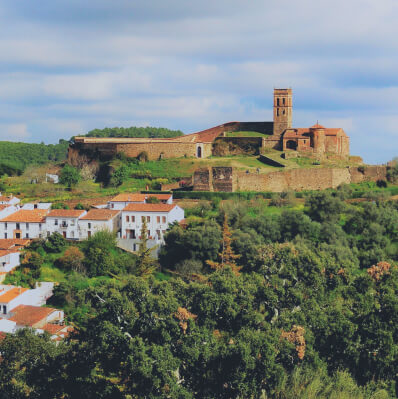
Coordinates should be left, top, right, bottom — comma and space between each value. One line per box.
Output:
193, 166, 387, 193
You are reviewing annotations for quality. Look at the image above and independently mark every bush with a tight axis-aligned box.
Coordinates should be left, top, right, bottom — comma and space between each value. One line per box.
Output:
45, 232, 66, 253
57, 246, 85, 273
137, 151, 149, 162
376, 179, 387, 188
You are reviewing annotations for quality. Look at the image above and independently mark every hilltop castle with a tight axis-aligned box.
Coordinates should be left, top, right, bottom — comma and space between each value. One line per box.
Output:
69, 89, 349, 162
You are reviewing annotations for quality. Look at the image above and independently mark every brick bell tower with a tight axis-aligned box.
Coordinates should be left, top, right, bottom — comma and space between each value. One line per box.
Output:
273, 88, 292, 136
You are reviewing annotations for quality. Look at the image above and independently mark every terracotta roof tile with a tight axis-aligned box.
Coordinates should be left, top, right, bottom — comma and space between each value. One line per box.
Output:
0, 205, 11, 211
47, 209, 86, 218
0, 196, 17, 202
110, 193, 146, 202
80, 209, 120, 220
0, 239, 31, 250
111, 193, 172, 202
123, 203, 176, 212
0, 287, 28, 303
0, 210, 48, 223
8, 305, 59, 327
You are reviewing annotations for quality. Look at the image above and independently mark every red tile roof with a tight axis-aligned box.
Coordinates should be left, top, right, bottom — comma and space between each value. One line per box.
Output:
0, 209, 48, 223
9, 305, 59, 327
47, 209, 86, 218
0, 287, 28, 303
0, 239, 31, 250
123, 203, 176, 212
110, 193, 172, 202
110, 193, 146, 202
0, 196, 17, 202
0, 205, 11, 211
80, 209, 120, 220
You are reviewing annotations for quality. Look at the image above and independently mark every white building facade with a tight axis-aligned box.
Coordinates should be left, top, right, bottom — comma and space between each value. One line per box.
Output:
119, 203, 184, 253
45, 209, 86, 240
0, 210, 48, 239
78, 209, 120, 239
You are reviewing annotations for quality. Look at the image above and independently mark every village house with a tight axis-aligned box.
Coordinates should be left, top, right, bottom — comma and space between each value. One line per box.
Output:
0, 193, 20, 206
0, 209, 48, 239
108, 192, 173, 210
0, 283, 54, 317
78, 209, 120, 239
45, 209, 87, 240
119, 203, 184, 253
0, 204, 20, 220
0, 239, 31, 278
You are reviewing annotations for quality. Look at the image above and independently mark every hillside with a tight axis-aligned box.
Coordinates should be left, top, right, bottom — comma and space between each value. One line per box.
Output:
0, 140, 69, 175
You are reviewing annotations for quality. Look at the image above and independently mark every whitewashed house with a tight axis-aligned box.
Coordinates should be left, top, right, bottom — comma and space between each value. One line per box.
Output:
45, 209, 87, 240
108, 193, 173, 210
0, 194, 20, 206
119, 203, 184, 253
78, 209, 120, 239
21, 202, 52, 210
0, 250, 20, 274
0, 283, 54, 317
0, 204, 19, 219
0, 209, 48, 239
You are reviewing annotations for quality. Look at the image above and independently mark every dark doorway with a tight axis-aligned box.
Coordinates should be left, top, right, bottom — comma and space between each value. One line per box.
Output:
197, 146, 202, 158
62, 232, 66, 238
286, 140, 297, 150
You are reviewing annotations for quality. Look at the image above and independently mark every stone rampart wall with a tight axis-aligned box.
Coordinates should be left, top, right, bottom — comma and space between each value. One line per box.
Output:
194, 165, 387, 192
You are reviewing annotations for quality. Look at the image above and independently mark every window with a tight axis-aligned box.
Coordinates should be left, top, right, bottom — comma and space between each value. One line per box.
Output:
71, 231, 74, 238
156, 229, 160, 238
4, 223, 7, 229
26, 223, 29, 229
2, 305, 6, 314
4, 233, 7, 239
277, 108, 279, 116
88, 231, 91, 238
147, 230, 151, 237
157, 216, 161, 223
283, 98, 286, 105
147, 216, 150, 222
111, 203, 114, 208
55, 219, 58, 226
162, 216, 166, 223
25, 233, 29, 239
34, 204, 38, 209
277, 98, 280, 106
16, 223, 20, 230
141, 216, 145, 223
132, 216, 135, 223
39, 223, 42, 230
133, 244, 137, 251
88, 223, 91, 229
126, 215, 130, 222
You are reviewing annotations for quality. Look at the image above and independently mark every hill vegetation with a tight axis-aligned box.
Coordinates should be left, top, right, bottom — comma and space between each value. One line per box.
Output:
1, 190, 398, 397
83, 126, 184, 139
0, 140, 69, 175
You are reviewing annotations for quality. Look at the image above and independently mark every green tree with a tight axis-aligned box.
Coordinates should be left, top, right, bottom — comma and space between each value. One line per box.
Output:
135, 217, 157, 277
59, 164, 81, 188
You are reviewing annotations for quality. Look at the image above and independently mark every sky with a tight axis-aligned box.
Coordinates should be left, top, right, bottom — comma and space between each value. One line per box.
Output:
0, 0, 397, 163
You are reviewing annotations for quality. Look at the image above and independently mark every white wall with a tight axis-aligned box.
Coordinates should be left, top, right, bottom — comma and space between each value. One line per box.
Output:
0, 221, 45, 239
46, 215, 85, 240
78, 216, 119, 240
0, 251, 20, 273
120, 206, 184, 242
22, 203, 51, 210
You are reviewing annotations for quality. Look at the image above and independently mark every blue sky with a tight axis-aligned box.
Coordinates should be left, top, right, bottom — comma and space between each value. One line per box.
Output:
0, 0, 397, 163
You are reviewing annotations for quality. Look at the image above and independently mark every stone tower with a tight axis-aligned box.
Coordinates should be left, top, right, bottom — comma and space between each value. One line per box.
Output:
273, 88, 292, 136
